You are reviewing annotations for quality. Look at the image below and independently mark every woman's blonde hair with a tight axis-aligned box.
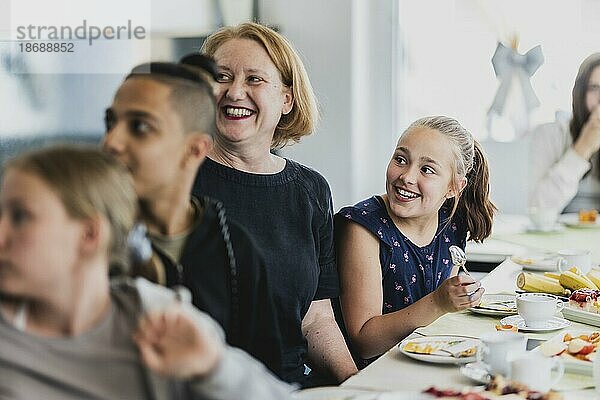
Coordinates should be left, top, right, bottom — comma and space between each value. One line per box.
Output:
202, 22, 319, 149
5, 145, 138, 270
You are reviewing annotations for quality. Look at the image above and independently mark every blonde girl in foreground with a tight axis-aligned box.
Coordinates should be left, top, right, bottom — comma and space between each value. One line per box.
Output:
0, 146, 292, 399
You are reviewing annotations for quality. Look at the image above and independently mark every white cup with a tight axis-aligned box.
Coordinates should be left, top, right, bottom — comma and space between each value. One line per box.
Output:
516, 293, 564, 329
479, 331, 527, 376
557, 248, 592, 275
528, 207, 558, 231
507, 351, 564, 392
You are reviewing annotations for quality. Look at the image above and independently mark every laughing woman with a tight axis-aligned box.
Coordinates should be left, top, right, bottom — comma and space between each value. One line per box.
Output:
191, 22, 357, 386
0, 146, 292, 400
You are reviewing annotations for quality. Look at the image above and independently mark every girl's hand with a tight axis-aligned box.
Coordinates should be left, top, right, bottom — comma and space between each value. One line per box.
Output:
133, 306, 223, 380
433, 275, 484, 313
574, 105, 600, 160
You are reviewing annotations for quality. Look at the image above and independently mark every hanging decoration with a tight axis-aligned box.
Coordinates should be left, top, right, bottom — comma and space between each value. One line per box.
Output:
487, 37, 544, 141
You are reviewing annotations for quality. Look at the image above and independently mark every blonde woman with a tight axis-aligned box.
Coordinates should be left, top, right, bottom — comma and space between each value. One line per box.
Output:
190, 22, 357, 387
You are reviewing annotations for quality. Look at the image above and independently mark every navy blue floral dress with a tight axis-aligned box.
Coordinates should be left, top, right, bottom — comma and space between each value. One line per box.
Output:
337, 196, 467, 313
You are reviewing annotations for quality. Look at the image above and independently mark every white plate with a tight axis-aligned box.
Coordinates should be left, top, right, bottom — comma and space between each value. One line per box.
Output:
460, 362, 491, 384
292, 387, 431, 400
510, 254, 558, 272
563, 305, 600, 327
292, 387, 376, 400
525, 223, 565, 234
499, 315, 571, 332
398, 336, 480, 364
559, 213, 600, 229
469, 294, 517, 316
537, 329, 598, 376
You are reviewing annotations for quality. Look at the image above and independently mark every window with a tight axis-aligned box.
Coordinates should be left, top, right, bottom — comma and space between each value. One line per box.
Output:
397, 0, 600, 141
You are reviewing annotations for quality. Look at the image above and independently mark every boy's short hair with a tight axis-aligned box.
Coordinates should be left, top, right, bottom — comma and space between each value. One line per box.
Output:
126, 57, 218, 137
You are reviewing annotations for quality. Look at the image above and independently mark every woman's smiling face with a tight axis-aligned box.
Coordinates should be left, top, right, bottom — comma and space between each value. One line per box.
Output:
386, 127, 459, 221
212, 38, 293, 146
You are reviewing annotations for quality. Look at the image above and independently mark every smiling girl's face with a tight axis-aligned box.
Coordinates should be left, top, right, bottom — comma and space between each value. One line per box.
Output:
385, 127, 459, 222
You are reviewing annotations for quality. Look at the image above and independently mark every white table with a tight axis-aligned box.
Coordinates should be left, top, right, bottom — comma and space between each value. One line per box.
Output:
467, 213, 600, 264
340, 259, 598, 399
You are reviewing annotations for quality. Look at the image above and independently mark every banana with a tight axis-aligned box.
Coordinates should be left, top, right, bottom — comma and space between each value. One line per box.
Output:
543, 272, 561, 280
559, 270, 599, 291
586, 269, 600, 289
517, 272, 565, 295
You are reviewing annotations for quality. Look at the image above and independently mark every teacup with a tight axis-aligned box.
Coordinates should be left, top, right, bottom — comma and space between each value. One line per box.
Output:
528, 207, 558, 231
516, 293, 564, 329
507, 351, 564, 392
479, 331, 527, 376
556, 248, 592, 275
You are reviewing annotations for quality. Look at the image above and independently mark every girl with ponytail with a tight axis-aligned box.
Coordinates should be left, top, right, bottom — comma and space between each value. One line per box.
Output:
335, 116, 496, 363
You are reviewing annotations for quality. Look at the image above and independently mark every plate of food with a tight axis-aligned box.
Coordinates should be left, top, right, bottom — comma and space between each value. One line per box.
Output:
562, 288, 600, 327
559, 210, 600, 229
425, 375, 563, 399
538, 329, 600, 376
510, 253, 558, 271
398, 336, 480, 364
292, 387, 431, 400
499, 315, 571, 332
469, 294, 517, 316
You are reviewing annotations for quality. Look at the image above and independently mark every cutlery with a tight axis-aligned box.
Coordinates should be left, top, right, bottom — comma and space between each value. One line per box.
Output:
449, 245, 470, 277
449, 245, 482, 297
438, 339, 479, 358
476, 300, 516, 310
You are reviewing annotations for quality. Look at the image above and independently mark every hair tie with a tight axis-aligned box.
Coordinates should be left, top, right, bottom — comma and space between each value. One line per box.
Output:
127, 223, 153, 264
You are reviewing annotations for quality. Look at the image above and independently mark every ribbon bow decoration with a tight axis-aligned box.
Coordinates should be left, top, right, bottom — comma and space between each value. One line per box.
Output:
488, 42, 544, 116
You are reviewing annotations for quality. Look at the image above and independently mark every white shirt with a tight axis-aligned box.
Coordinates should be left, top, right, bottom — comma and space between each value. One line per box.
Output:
528, 118, 599, 212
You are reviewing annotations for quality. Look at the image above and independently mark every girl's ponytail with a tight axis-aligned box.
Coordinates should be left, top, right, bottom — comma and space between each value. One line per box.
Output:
457, 140, 496, 242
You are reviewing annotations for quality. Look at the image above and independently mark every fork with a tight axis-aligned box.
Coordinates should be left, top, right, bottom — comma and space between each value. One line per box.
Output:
449, 245, 470, 277
449, 245, 482, 298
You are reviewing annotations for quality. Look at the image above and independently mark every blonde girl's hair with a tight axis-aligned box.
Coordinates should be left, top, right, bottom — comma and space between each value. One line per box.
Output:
5, 145, 138, 270
403, 116, 497, 241
202, 22, 319, 149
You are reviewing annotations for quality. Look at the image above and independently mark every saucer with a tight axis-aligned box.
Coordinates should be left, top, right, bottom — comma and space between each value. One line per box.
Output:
559, 213, 600, 229
499, 315, 571, 332
460, 361, 491, 384
469, 294, 517, 316
510, 253, 558, 271
525, 223, 565, 234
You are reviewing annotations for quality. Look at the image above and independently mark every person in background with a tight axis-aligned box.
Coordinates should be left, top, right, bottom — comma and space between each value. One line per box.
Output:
336, 116, 496, 363
0, 146, 293, 400
189, 22, 357, 386
102, 60, 284, 377
529, 53, 600, 213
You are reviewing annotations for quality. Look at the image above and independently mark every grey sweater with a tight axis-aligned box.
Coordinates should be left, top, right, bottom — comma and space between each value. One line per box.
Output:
0, 278, 295, 400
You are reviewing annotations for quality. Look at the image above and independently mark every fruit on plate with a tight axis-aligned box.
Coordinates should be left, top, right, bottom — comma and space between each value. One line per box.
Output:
543, 271, 561, 280
569, 288, 600, 313
587, 268, 600, 288
579, 209, 598, 223
539, 338, 567, 357
540, 331, 600, 363
424, 374, 563, 399
567, 338, 595, 355
559, 270, 598, 291
495, 324, 518, 332
516, 272, 566, 295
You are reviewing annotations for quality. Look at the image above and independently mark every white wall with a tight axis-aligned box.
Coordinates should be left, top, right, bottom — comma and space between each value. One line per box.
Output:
260, 0, 397, 210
